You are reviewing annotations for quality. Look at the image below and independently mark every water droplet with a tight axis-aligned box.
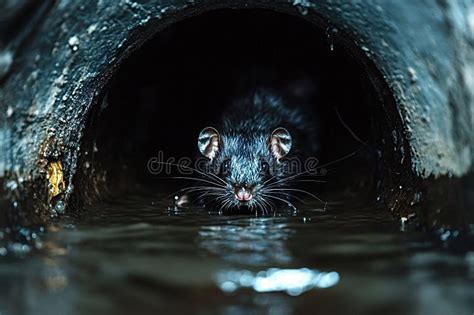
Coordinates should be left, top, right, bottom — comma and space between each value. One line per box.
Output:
440, 230, 451, 241
0, 50, 13, 80
68, 36, 80, 51
408, 67, 418, 84
292, 0, 312, 15
6, 106, 14, 118
9, 243, 31, 255
410, 192, 422, 206
128, 0, 139, 8
87, 24, 98, 34
326, 27, 338, 51
361, 45, 371, 55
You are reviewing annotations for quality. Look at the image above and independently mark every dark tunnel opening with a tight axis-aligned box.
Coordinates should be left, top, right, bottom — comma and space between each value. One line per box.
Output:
78, 9, 390, 207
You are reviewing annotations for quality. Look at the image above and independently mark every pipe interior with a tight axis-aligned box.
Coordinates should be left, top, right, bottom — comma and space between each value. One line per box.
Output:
83, 9, 384, 201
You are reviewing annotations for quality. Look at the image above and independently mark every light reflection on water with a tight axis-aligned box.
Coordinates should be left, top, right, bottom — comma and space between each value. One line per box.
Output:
0, 192, 473, 314
198, 219, 293, 265
215, 268, 340, 295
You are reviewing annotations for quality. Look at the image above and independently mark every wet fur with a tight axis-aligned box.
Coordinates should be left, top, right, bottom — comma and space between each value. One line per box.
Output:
200, 88, 319, 213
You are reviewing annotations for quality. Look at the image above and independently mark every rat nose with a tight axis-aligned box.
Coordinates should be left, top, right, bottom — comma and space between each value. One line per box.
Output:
235, 186, 253, 202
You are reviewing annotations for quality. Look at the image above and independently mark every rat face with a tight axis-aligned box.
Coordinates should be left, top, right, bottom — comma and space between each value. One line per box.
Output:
198, 126, 292, 211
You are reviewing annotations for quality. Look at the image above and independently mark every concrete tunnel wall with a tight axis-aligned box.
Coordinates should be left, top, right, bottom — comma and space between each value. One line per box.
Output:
0, 0, 473, 225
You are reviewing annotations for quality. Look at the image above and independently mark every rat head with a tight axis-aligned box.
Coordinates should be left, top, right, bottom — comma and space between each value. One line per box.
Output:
198, 126, 292, 210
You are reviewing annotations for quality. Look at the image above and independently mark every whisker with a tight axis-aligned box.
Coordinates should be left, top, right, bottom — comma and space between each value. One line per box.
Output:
225, 199, 234, 212
200, 192, 226, 197
218, 198, 232, 214
334, 106, 368, 146
165, 186, 225, 199
261, 193, 298, 211
312, 149, 361, 171
290, 179, 326, 184
265, 170, 326, 188
254, 199, 264, 215
164, 176, 225, 188
261, 198, 274, 215
152, 161, 227, 185
264, 149, 361, 188
261, 200, 273, 213
262, 190, 308, 205
266, 188, 326, 204
262, 174, 278, 186
214, 195, 232, 205
196, 192, 223, 206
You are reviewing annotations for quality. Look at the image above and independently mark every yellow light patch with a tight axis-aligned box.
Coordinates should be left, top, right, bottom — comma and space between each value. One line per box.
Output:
47, 161, 65, 202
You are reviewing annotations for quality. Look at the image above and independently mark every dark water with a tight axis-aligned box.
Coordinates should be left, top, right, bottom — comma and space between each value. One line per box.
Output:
1, 190, 474, 315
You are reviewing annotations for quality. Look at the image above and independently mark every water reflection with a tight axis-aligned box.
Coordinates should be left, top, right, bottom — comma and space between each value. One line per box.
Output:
197, 218, 293, 266
197, 217, 341, 297
215, 268, 340, 295
1, 193, 473, 315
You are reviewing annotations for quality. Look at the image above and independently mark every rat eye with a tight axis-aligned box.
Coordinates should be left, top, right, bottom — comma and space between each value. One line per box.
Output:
221, 159, 231, 175
260, 160, 271, 175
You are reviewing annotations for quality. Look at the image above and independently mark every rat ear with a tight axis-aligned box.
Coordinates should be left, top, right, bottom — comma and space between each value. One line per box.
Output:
269, 127, 292, 161
198, 127, 221, 161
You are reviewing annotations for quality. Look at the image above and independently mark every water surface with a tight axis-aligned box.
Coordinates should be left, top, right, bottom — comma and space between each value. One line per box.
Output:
0, 190, 473, 315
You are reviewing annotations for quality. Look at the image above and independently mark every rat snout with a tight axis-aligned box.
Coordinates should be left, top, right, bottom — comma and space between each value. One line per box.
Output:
234, 186, 253, 202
